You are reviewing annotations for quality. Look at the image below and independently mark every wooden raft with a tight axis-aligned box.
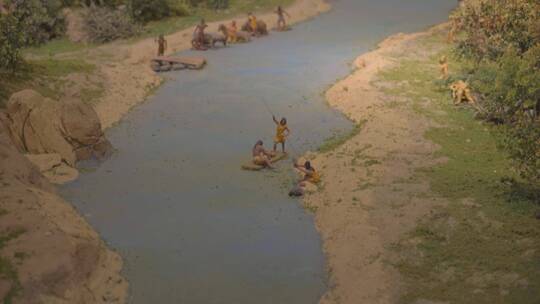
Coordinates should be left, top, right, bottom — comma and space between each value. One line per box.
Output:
241, 152, 288, 171
151, 56, 206, 72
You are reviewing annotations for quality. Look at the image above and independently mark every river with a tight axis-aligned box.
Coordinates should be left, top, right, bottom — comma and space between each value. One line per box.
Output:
61, 1, 455, 303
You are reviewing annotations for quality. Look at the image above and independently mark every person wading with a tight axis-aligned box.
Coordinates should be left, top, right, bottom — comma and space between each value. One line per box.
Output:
275, 6, 290, 31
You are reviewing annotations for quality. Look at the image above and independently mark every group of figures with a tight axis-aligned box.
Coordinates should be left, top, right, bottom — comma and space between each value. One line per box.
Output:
190, 6, 290, 50
438, 56, 476, 105
249, 115, 320, 197
154, 7, 290, 53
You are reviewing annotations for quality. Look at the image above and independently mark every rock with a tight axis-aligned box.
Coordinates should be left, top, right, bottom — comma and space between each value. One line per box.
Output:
43, 163, 79, 185
25, 153, 62, 172
3, 90, 112, 166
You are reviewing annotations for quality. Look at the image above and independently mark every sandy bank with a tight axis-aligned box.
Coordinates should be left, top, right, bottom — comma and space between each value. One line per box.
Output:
304, 24, 453, 304
92, 0, 330, 129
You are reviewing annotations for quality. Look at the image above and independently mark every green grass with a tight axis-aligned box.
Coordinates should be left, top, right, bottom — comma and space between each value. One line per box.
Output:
0, 58, 95, 107
318, 122, 365, 153
24, 38, 92, 57
381, 34, 540, 304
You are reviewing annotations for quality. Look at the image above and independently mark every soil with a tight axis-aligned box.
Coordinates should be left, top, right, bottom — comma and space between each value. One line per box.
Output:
304, 24, 454, 304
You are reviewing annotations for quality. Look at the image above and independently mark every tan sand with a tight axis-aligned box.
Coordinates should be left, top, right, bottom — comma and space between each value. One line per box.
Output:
90, 0, 330, 129
304, 24, 453, 304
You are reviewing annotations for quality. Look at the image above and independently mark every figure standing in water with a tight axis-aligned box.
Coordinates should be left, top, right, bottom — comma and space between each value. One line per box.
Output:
275, 6, 290, 31
155, 34, 167, 56
273, 115, 290, 153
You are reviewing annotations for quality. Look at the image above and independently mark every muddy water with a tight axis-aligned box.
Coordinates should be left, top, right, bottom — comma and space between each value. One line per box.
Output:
61, 1, 454, 303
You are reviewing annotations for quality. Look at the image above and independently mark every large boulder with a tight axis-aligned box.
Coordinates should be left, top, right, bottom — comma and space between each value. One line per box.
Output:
2, 90, 112, 166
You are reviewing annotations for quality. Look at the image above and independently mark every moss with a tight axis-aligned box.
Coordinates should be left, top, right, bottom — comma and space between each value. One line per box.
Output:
318, 121, 365, 153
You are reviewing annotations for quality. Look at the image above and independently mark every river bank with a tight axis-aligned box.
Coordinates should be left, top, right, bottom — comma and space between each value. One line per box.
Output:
307, 6, 540, 304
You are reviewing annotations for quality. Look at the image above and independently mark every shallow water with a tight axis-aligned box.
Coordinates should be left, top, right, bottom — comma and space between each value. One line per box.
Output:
61, 1, 455, 303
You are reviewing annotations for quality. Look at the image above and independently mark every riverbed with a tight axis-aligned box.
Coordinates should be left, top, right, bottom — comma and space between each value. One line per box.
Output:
61, 1, 455, 303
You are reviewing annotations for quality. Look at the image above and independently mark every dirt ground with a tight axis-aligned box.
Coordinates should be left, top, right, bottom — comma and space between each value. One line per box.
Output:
304, 25, 453, 304
0, 121, 128, 304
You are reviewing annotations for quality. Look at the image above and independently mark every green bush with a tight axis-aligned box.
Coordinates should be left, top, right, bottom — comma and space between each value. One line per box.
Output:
0, 14, 25, 71
455, 0, 540, 185
82, 5, 140, 43
7, 0, 66, 46
127, 0, 190, 23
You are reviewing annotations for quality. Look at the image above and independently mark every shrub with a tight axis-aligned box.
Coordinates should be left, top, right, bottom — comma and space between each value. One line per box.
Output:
455, 0, 540, 184
0, 14, 25, 71
7, 0, 66, 46
82, 5, 140, 43
127, 0, 190, 23
455, 0, 539, 61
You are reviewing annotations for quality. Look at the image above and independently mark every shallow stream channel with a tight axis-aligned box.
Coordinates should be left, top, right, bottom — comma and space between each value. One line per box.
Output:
61, 1, 455, 302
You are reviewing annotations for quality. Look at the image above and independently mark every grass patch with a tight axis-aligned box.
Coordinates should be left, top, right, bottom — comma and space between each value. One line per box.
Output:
24, 38, 91, 57
0, 58, 95, 107
381, 33, 540, 303
318, 122, 365, 153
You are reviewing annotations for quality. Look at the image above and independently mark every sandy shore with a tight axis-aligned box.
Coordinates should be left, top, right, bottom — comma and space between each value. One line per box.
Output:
91, 0, 330, 129
302, 24, 453, 304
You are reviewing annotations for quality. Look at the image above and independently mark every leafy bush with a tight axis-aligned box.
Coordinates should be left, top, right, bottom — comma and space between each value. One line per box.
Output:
454, 0, 540, 184
0, 14, 25, 71
127, 0, 189, 23
7, 0, 66, 46
82, 5, 140, 43
455, 0, 539, 61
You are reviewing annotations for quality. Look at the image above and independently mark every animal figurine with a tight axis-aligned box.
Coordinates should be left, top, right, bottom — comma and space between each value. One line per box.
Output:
450, 80, 476, 105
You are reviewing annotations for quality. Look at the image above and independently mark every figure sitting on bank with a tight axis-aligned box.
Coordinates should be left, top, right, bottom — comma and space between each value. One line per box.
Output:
289, 160, 321, 197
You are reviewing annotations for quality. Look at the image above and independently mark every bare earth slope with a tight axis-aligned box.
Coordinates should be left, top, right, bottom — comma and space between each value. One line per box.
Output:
0, 120, 127, 303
